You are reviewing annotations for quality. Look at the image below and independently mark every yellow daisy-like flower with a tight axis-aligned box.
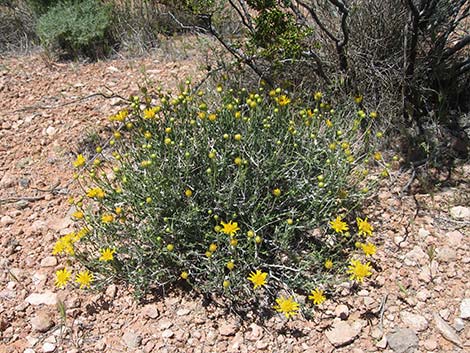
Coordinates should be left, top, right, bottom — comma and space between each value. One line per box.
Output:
272, 188, 281, 197
72, 211, 84, 220
86, 187, 105, 199
220, 221, 240, 236
309, 288, 326, 305
73, 154, 86, 168
185, 188, 193, 197
209, 243, 217, 252
314, 91, 323, 101
247, 269, 268, 289
347, 259, 372, 283
234, 157, 242, 166
324, 259, 333, 270
361, 242, 377, 256
273, 296, 299, 319
180, 271, 189, 280
277, 95, 291, 106
101, 214, 114, 223
99, 248, 115, 262
373, 152, 382, 161
356, 217, 374, 236
330, 216, 349, 234
75, 270, 93, 289
52, 234, 75, 256
226, 261, 235, 271
55, 268, 71, 288
354, 95, 363, 104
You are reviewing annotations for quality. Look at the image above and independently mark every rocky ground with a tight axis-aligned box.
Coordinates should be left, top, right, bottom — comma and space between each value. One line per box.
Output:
0, 49, 469, 353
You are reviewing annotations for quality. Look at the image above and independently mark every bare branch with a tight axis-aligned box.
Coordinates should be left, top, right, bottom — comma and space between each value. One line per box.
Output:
296, 0, 339, 43
442, 35, 470, 61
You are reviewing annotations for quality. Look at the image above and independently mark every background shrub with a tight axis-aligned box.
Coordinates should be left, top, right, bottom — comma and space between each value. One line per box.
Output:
36, 0, 114, 59
62, 82, 385, 311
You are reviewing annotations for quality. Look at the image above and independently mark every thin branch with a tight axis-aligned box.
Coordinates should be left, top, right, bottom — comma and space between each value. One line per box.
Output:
297, 0, 339, 43
442, 35, 470, 61
233, 0, 254, 33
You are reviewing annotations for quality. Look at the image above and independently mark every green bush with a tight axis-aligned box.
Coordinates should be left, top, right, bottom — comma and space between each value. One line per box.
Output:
56, 83, 386, 315
36, 0, 113, 59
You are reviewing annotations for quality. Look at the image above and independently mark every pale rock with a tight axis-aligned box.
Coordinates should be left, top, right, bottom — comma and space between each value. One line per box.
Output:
371, 327, 383, 339
24, 349, 35, 353
110, 98, 125, 106
1, 215, 14, 225
324, 320, 361, 347
159, 320, 173, 330
106, 66, 119, 73
416, 289, 430, 302
454, 318, 465, 332
45, 126, 57, 136
141, 304, 159, 319
0, 175, 15, 188
363, 296, 375, 308
334, 304, 349, 320
439, 309, 450, 321
105, 284, 117, 299
219, 323, 238, 336
30, 311, 54, 332
30, 220, 47, 233
418, 228, 430, 238
162, 329, 174, 338
404, 246, 428, 266
42, 342, 56, 353
423, 338, 438, 351
25, 291, 58, 306
122, 331, 142, 348
48, 217, 72, 232
436, 246, 457, 262
143, 341, 155, 353
460, 298, 470, 319
376, 335, 387, 349
450, 206, 470, 220
386, 328, 418, 353
255, 340, 269, 350
446, 230, 464, 248
433, 312, 463, 348
400, 311, 428, 332
176, 308, 190, 316
40, 256, 58, 268
246, 323, 263, 341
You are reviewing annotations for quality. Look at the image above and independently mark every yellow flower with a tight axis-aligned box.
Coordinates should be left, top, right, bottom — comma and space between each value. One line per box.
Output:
86, 187, 105, 199
347, 259, 372, 283
230, 238, 238, 247
226, 261, 235, 271
223, 280, 231, 288
326, 119, 333, 127
370, 111, 378, 119
314, 91, 323, 101
164, 138, 172, 145
356, 217, 373, 236
246, 230, 255, 238
73, 154, 86, 168
208, 113, 217, 121
272, 188, 281, 197
52, 234, 75, 256
277, 95, 291, 106
180, 271, 189, 280
166, 244, 174, 251
247, 269, 268, 289
361, 242, 377, 256
273, 296, 299, 318
55, 268, 71, 288
324, 259, 333, 270
99, 248, 115, 262
374, 152, 382, 161
209, 243, 217, 252
354, 95, 363, 104
234, 133, 242, 141
101, 214, 114, 223
143, 107, 158, 119
234, 157, 242, 166
72, 211, 84, 220
185, 188, 193, 197
330, 216, 349, 234
309, 288, 326, 305
220, 221, 240, 236
75, 270, 93, 289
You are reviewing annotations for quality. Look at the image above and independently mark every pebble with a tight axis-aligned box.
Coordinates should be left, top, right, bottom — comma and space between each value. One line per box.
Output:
122, 331, 142, 348
423, 338, 438, 351
1, 215, 14, 226
404, 246, 428, 266
245, 323, 263, 341
376, 335, 387, 349
40, 256, 58, 268
387, 328, 419, 353
162, 329, 174, 338
460, 298, 470, 319
450, 206, 470, 220
176, 308, 190, 316
159, 319, 173, 330
436, 246, 457, 262
25, 291, 58, 306
24, 349, 35, 353
433, 312, 463, 348
324, 320, 361, 347
141, 304, 159, 319
446, 230, 464, 248
400, 311, 429, 332
255, 340, 269, 350
14, 200, 29, 209
42, 342, 56, 353
30, 311, 54, 332
219, 323, 238, 336
454, 318, 465, 332
105, 284, 117, 299
334, 304, 349, 320
45, 126, 57, 136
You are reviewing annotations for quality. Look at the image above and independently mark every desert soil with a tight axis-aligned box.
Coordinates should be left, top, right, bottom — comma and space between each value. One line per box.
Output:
0, 49, 469, 353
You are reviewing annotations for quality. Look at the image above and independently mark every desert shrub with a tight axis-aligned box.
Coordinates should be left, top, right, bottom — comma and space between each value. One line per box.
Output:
55, 82, 387, 316
0, 0, 37, 53
36, 0, 114, 59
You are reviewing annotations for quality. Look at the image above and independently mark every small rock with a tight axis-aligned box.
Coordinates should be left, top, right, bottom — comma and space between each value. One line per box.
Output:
400, 311, 428, 332
19, 178, 30, 188
31, 311, 54, 332
404, 246, 428, 266
110, 97, 125, 106
434, 312, 463, 348
386, 328, 418, 353
45, 126, 57, 136
176, 308, 190, 316
122, 331, 142, 348
450, 206, 470, 220
159, 320, 173, 330
162, 329, 174, 338
1, 215, 14, 226
334, 304, 349, 320
42, 342, 56, 353
439, 308, 450, 321
460, 298, 470, 319
423, 338, 438, 351
324, 320, 361, 347
376, 335, 387, 349
446, 230, 464, 248
454, 318, 465, 332
142, 304, 159, 319
15, 200, 29, 209
219, 323, 238, 336
246, 323, 263, 341
105, 284, 117, 299
418, 228, 430, 238
24, 349, 35, 353
25, 291, 58, 306
255, 340, 269, 350
40, 256, 58, 268
416, 289, 430, 302
436, 246, 457, 262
